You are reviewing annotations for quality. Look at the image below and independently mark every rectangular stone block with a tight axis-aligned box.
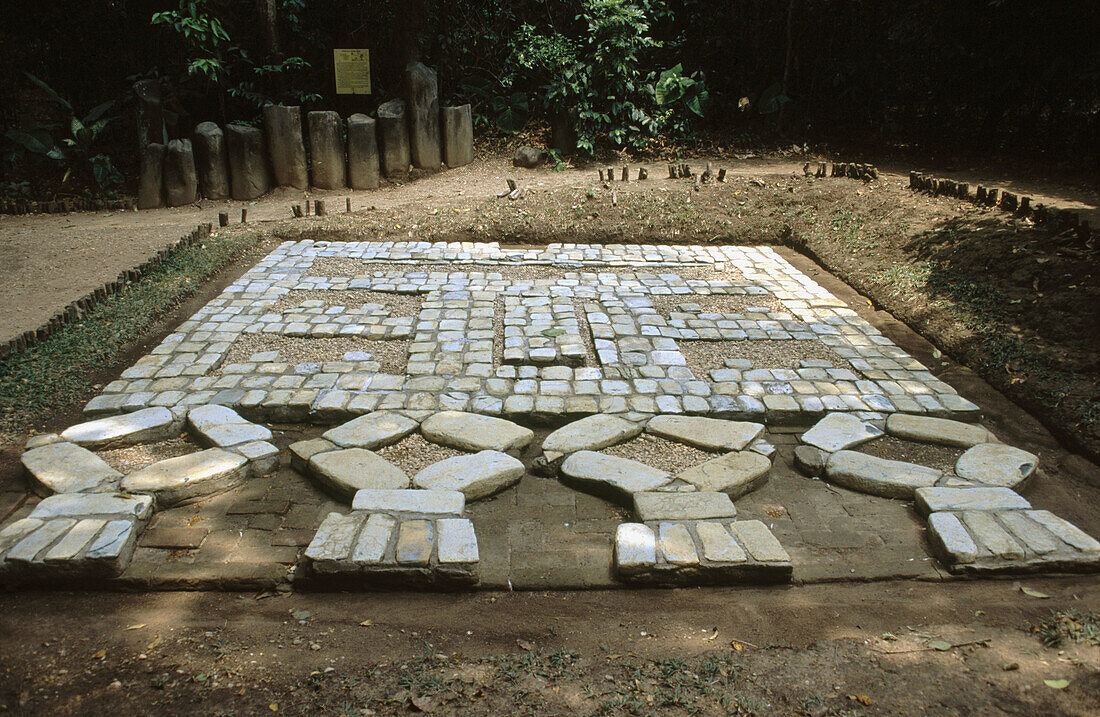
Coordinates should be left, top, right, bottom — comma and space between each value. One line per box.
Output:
728, 520, 790, 562
1027, 511, 1100, 555
351, 514, 396, 564
305, 512, 365, 572
961, 510, 1024, 560
927, 511, 978, 565
351, 489, 465, 517
914, 486, 1030, 516
44, 518, 106, 563
30, 493, 154, 521
85, 520, 138, 565
436, 518, 478, 564
395, 520, 433, 565
633, 492, 736, 522
615, 523, 656, 575
696, 522, 747, 563
658, 522, 699, 565
6, 519, 76, 563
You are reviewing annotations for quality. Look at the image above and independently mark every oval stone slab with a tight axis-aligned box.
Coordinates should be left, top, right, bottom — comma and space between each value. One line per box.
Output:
559, 451, 672, 502
322, 412, 419, 449
886, 414, 996, 448
800, 413, 883, 453
677, 451, 771, 498
60, 407, 177, 449
420, 411, 534, 452
542, 415, 642, 460
412, 450, 524, 501
309, 448, 409, 500
645, 416, 764, 452
21, 442, 123, 495
121, 448, 248, 507
955, 443, 1037, 489
825, 450, 941, 499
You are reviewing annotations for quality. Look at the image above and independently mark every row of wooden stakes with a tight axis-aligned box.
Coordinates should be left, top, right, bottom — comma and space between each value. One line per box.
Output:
0, 196, 136, 216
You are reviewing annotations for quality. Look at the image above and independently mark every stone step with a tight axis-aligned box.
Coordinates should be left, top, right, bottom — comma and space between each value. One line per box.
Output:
411, 450, 524, 501
825, 450, 941, 499
420, 411, 534, 452
60, 407, 180, 449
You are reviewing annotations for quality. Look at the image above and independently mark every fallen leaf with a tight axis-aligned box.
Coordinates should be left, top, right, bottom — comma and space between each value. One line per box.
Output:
146, 635, 163, 651
731, 641, 743, 651
847, 693, 873, 705
269, 702, 279, 711
516, 639, 534, 651
540, 328, 566, 338
1020, 587, 1050, 599
1044, 679, 1070, 689
291, 609, 312, 620
705, 630, 719, 641
927, 640, 953, 651
124, 623, 147, 631
92, 649, 106, 659
359, 620, 373, 627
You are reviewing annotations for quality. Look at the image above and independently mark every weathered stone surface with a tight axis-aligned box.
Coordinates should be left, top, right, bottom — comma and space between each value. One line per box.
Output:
729, 520, 790, 562
307, 110, 346, 189
793, 445, 827, 477
560, 451, 672, 501
22, 442, 122, 495
677, 451, 771, 498
658, 523, 699, 565
420, 411, 533, 452
309, 448, 409, 499
122, 448, 249, 507
695, 522, 748, 563
1027, 511, 1100, 555
225, 124, 270, 200
999, 511, 1062, 554
44, 518, 106, 563
927, 511, 978, 565
412, 450, 524, 500
436, 518, 478, 564
163, 138, 198, 206
0, 518, 45, 554
137, 142, 165, 209
346, 113, 380, 190
645, 416, 763, 452
633, 492, 736, 522
955, 443, 1037, 489
441, 104, 473, 168
825, 450, 941, 498
305, 512, 364, 571
543, 415, 643, 459
395, 520, 432, 564
262, 104, 308, 189
405, 63, 441, 169
235, 440, 280, 476
377, 99, 411, 177
350, 513, 396, 564
60, 407, 177, 449
25, 434, 62, 450
961, 510, 1024, 559
800, 413, 883, 453
29, 493, 153, 521
914, 486, 1031, 516
85, 519, 137, 565
886, 413, 996, 448
615, 523, 657, 575
351, 489, 465, 517
513, 146, 543, 168
193, 121, 230, 199
289, 437, 336, 473
187, 404, 272, 448
4, 519, 75, 564
323, 411, 418, 449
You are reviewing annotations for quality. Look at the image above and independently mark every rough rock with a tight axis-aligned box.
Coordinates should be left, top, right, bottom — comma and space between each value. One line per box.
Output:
262, 104, 308, 189
309, 448, 409, 499
377, 99, 411, 177
307, 110, 346, 189
559, 451, 672, 502
405, 63, 441, 169
192, 121, 230, 199
542, 415, 643, 460
441, 104, 473, 168
225, 124, 270, 200
800, 413, 883, 452
420, 411, 533, 452
633, 492, 736, 522
187, 404, 272, 448
351, 489, 465, 517
163, 139, 198, 206
304, 512, 363, 570
235, 440, 280, 476
513, 146, 544, 168
122, 448, 249, 507
322, 411, 418, 449
914, 486, 1031, 516
22, 442, 122, 495
793, 445, 827, 477
886, 413, 997, 448
676, 451, 771, 498
346, 113, 380, 190
955, 443, 1038, 489
412, 450, 524, 500
289, 437, 336, 473
825, 450, 941, 498
615, 523, 657, 575
137, 143, 165, 209
645, 416, 763, 452
60, 407, 177, 449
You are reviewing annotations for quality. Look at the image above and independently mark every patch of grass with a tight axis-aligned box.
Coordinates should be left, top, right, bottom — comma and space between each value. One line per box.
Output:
1036, 609, 1100, 648
0, 228, 265, 439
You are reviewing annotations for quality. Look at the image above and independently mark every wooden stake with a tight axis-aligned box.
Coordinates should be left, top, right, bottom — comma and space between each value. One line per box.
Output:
240, 208, 248, 223
315, 200, 327, 216
507, 178, 517, 191
346, 197, 352, 212
598, 169, 606, 182
218, 211, 229, 227
717, 168, 727, 183
638, 167, 648, 180
292, 204, 303, 218
668, 164, 677, 179
621, 166, 628, 181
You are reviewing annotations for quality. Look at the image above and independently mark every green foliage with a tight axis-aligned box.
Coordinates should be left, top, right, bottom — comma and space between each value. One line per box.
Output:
647, 63, 709, 138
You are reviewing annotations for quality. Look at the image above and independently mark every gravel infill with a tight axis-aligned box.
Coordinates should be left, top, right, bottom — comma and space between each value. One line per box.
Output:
310, 259, 743, 284
270, 289, 422, 317
220, 336, 408, 373
650, 292, 788, 317
858, 435, 962, 474
602, 434, 714, 474
98, 437, 195, 473
680, 339, 852, 373
375, 433, 468, 475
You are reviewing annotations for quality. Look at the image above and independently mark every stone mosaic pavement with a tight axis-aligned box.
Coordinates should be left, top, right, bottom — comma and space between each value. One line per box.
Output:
1, 241, 1096, 589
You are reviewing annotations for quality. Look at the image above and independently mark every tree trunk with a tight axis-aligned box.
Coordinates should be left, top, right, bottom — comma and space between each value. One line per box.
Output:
256, 0, 279, 55
777, 0, 797, 135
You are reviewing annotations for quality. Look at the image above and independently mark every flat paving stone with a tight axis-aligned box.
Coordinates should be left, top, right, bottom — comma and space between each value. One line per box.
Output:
60, 407, 178, 449
615, 523, 657, 576
696, 522, 748, 563
914, 486, 1031, 516
645, 416, 763, 452
29, 493, 154, 521
21, 442, 123, 495
677, 451, 771, 498
633, 492, 737, 522
122, 448, 250, 507
542, 415, 643, 460
352, 489, 465, 516
412, 451, 524, 501
304, 512, 364, 572
309, 448, 409, 500
800, 413, 883, 453
955, 443, 1038, 489
886, 413, 996, 448
825, 449, 941, 499
420, 411, 534, 452
793, 445, 828, 477
289, 437, 336, 472
436, 518, 479, 565
658, 522, 699, 564
560, 451, 673, 502
322, 411, 418, 449
728, 520, 791, 562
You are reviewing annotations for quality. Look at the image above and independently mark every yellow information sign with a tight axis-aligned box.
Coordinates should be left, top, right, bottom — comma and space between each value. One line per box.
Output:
333, 49, 371, 95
